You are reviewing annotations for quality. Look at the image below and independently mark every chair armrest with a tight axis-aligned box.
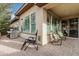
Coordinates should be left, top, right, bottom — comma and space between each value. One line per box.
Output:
28, 36, 36, 40
28, 37, 35, 39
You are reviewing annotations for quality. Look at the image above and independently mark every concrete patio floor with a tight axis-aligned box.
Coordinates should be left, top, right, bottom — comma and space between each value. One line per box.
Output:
0, 36, 79, 56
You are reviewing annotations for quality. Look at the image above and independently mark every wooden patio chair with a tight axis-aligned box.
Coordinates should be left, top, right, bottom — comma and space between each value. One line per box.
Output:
51, 33, 62, 46
57, 31, 66, 41
21, 30, 38, 51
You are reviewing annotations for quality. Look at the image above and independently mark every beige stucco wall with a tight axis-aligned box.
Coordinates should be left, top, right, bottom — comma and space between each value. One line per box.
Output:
19, 5, 41, 32
17, 5, 48, 45
10, 20, 19, 28
18, 5, 44, 45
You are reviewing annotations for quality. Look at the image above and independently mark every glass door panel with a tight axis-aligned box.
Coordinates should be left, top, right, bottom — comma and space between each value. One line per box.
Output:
62, 18, 78, 38
69, 18, 78, 38
62, 20, 68, 36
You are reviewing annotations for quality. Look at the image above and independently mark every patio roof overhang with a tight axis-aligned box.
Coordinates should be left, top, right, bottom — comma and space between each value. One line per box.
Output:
16, 3, 47, 16
16, 3, 79, 19
16, 3, 34, 16
10, 16, 19, 24
43, 3, 79, 19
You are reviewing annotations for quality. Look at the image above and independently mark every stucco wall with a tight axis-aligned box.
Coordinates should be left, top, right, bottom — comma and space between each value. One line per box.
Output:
10, 20, 19, 28
18, 5, 44, 44
15, 5, 49, 45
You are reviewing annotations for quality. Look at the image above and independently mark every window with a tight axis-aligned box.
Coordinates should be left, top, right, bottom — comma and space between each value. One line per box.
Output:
22, 13, 36, 33
22, 16, 30, 33
31, 13, 36, 33
47, 14, 51, 33
47, 13, 60, 34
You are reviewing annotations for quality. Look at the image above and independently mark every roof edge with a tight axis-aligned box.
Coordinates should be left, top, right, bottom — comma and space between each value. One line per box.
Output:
16, 3, 47, 16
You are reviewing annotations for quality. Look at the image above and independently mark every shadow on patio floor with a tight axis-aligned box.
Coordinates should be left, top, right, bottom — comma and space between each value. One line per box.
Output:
0, 36, 79, 56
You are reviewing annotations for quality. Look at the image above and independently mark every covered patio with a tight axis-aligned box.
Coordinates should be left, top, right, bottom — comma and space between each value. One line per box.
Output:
41, 3, 79, 45
0, 3, 79, 56
0, 36, 79, 56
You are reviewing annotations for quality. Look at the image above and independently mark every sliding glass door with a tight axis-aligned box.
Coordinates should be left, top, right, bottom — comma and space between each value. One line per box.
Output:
62, 18, 78, 38
69, 18, 78, 38
62, 20, 69, 36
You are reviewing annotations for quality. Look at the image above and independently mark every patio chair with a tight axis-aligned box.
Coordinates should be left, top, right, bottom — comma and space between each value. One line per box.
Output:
51, 33, 62, 46
21, 30, 38, 51
57, 31, 66, 41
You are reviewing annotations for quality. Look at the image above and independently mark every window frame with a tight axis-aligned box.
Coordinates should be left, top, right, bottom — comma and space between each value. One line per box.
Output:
22, 15, 30, 33
21, 12, 36, 34
31, 12, 36, 33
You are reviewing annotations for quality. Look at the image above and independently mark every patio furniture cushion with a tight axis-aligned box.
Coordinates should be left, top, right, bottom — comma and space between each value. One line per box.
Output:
57, 31, 66, 40
51, 33, 62, 45
53, 33, 61, 41
57, 31, 64, 37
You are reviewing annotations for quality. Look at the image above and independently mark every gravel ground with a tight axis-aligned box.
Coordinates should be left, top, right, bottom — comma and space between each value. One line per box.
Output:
0, 36, 79, 56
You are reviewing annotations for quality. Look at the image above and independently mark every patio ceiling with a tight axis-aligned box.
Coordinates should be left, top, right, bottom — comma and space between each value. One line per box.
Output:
43, 3, 79, 19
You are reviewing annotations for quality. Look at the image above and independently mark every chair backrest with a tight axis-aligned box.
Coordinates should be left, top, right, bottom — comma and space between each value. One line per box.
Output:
35, 30, 38, 36
53, 33, 61, 41
35, 30, 38, 41
27, 30, 38, 41
57, 31, 64, 37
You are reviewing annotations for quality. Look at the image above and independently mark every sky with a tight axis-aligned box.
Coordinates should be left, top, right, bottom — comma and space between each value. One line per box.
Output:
10, 3, 23, 19
10, 3, 23, 14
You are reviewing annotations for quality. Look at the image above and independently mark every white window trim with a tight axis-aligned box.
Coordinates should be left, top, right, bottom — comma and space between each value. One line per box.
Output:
22, 12, 36, 34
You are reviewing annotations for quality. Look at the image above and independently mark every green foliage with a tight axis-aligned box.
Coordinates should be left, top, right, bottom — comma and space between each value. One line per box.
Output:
0, 19, 10, 35
0, 4, 12, 35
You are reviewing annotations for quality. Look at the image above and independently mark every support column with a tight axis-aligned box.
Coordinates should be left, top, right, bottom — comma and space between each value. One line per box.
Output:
41, 9, 48, 45
78, 18, 79, 38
